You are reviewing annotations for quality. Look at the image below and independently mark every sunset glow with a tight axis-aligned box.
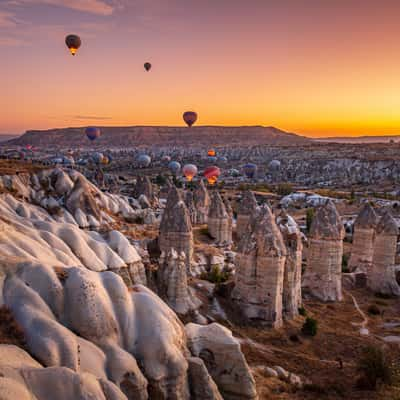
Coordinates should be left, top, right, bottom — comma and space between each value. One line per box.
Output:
1, 0, 400, 137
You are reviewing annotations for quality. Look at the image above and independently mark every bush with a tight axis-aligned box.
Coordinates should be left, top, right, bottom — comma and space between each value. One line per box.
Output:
342, 253, 350, 272
200, 266, 229, 284
298, 306, 307, 316
357, 346, 392, 389
367, 304, 381, 315
276, 183, 293, 196
302, 317, 318, 336
306, 208, 314, 232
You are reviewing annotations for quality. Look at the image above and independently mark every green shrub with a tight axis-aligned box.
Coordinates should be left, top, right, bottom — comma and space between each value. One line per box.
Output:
302, 317, 318, 336
342, 254, 350, 272
276, 183, 293, 196
200, 266, 229, 284
356, 346, 392, 389
306, 208, 314, 232
367, 304, 381, 315
298, 306, 307, 316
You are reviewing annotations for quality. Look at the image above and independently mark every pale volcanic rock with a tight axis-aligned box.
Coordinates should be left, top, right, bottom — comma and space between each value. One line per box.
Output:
277, 211, 303, 319
193, 180, 210, 224
223, 196, 233, 244
157, 249, 198, 316
184, 190, 197, 225
236, 191, 257, 237
349, 203, 378, 273
134, 176, 154, 204
232, 205, 286, 327
368, 211, 400, 296
159, 186, 194, 272
207, 191, 232, 245
186, 323, 258, 400
187, 357, 223, 400
303, 200, 345, 302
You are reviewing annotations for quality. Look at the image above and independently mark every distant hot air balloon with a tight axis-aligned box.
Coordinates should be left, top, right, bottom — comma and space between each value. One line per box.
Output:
268, 159, 281, 171
168, 161, 181, 174
101, 155, 110, 165
65, 34, 81, 56
182, 164, 198, 181
92, 152, 104, 164
204, 166, 221, 185
243, 163, 257, 179
85, 127, 101, 141
218, 156, 228, 163
207, 149, 216, 157
144, 62, 152, 71
137, 154, 151, 168
162, 155, 171, 163
183, 111, 197, 127
207, 156, 217, 164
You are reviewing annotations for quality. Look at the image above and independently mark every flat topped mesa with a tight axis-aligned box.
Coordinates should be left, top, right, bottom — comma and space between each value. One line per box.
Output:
159, 186, 194, 272
349, 203, 378, 273
193, 180, 210, 224
232, 205, 287, 328
303, 200, 345, 302
368, 210, 400, 296
277, 210, 303, 319
236, 191, 258, 237
207, 191, 232, 245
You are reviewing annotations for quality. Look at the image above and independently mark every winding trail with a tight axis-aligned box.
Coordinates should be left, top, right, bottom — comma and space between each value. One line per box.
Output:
344, 290, 369, 335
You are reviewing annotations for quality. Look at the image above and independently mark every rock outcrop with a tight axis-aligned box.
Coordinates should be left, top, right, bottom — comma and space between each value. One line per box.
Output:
303, 200, 345, 302
348, 203, 378, 273
207, 191, 232, 246
193, 180, 210, 224
236, 191, 257, 237
368, 211, 400, 296
159, 186, 194, 272
186, 323, 258, 400
157, 249, 199, 317
277, 211, 303, 319
184, 190, 197, 225
134, 176, 156, 205
232, 205, 286, 327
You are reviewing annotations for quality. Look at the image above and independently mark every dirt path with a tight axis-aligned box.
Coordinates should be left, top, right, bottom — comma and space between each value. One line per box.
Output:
344, 290, 369, 335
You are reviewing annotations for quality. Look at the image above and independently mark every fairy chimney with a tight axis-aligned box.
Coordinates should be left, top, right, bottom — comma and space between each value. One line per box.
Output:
237, 191, 257, 237
194, 180, 210, 224
207, 191, 232, 245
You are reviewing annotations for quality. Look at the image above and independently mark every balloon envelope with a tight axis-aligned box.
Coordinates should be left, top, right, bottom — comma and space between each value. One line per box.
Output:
243, 163, 257, 179
85, 127, 101, 141
138, 154, 151, 167
269, 159, 281, 171
183, 111, 197, 127
207, 149, 216, 157
182, 164, 198, 181
168, 161, 181, 174
65, 34, 81, 56
204, 166, 221, 185
144, 62, 151, 71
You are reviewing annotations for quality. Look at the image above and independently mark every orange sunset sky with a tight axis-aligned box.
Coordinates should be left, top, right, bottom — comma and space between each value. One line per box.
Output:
1, 0, 400, 137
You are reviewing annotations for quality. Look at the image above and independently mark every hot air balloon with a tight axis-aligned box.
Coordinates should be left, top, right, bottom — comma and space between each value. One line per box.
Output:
207, 149, 216, 157
65, 34, 81, 56
92, 152, 104, 164
137, 154, 151, 168
168, 161, 181, 174
85, 127, 101, 141
183, 111, 197, 127
218, 156, 228, 163
182, 164, 198, 181
243, 163, 257, 179
204, 166, 221, 185
207, 156, 217, 164
162, 155, 171, 163
268, 159, 281, 171
101, 155, 110, 165
144, 62, 152, 71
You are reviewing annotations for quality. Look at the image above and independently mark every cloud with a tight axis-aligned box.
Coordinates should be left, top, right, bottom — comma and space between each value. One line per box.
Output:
0, 36, 25, 46
0, 10, 18, 27
72, 115, 113, 120
6, 0, 118, 16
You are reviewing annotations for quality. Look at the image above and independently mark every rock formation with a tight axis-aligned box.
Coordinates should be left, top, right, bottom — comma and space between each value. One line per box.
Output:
223, 197, 233, 244
303, 200, 345, 302
186, 323, 258, 400
207, 191, 232, 245
184, 190, 197, 225
277, 211, 303, 319
236, 191, 257, 237
232, 205, 286, 327
159, 186, 194, 272
157, 249, 199, 317
348, 203, 378, 273
368, 211, 400, 296
193, 180, 210, 224
134, 176, 154, 203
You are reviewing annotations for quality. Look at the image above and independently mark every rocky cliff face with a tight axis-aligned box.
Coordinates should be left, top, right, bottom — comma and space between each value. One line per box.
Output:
349, 203, 378, 273
159, 186, 194, 272
193, 180, 210, 225
277, 211, 303, 319
207, 191, 232, 246
232, 205, 286, 327
368, 211, 400, 296
236, 191, 258, 238
303, 200, 345, 302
